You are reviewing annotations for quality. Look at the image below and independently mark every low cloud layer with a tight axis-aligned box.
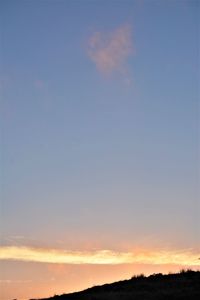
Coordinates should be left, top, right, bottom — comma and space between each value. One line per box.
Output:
0, 246, 199, 266
88, 24, 134, 76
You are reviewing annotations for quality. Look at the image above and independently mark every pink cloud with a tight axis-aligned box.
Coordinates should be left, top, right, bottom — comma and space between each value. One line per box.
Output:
88, 24, 134, 76
34, 79, 45, 89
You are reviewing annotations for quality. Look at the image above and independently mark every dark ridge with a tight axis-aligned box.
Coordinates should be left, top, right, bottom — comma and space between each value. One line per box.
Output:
31, 270, 200, 300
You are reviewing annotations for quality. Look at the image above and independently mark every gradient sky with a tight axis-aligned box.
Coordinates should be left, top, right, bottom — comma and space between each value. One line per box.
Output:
0, 1, 199, 300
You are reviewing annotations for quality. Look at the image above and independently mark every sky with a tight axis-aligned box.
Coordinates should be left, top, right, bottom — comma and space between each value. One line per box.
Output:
0, 0, 199, 299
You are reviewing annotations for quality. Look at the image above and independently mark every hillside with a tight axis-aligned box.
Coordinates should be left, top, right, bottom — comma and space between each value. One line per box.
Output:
32, 270, 200, 300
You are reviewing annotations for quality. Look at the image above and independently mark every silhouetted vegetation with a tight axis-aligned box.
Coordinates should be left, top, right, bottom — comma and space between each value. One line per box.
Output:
31, 270, 200, 300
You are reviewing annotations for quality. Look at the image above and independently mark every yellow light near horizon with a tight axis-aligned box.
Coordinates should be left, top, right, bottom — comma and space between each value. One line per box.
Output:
0, 246, 199, 266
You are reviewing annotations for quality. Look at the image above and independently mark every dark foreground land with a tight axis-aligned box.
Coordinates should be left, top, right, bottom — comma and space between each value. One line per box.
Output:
33, 270, 200, 300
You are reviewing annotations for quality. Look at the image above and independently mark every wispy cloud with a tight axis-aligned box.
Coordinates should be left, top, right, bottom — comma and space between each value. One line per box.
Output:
87, 24, 134, 76
0, 75, 10, 89
34, 79, 45, 89
0, 246, 199, 266
0, 279, 32, 284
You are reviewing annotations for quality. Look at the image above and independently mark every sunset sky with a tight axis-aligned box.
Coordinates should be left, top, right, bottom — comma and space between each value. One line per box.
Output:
0, 1, 199, 299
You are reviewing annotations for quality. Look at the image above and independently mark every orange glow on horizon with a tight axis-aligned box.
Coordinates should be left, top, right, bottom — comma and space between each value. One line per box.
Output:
0, 246, 199, 266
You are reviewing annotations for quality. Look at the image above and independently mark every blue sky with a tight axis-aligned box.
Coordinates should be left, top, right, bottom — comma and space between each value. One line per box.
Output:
1, 0, 199, 245
0, 1, 199, 299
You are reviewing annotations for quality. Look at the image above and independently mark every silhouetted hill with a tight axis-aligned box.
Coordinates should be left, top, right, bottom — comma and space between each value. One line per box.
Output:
32, 270, 200, 300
